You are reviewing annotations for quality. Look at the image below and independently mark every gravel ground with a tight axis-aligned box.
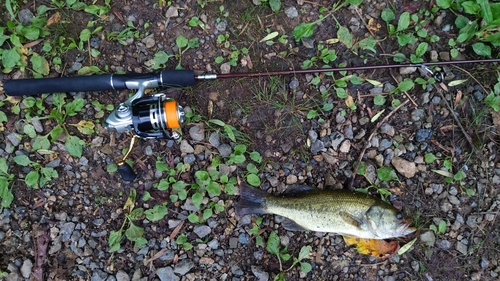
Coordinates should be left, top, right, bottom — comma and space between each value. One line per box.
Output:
1, 0, 500, 281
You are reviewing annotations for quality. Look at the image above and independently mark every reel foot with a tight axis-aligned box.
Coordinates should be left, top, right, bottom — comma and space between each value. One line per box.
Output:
118, 162, 137, 181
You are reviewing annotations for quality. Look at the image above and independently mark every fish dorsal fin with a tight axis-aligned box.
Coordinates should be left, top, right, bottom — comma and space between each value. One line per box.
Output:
281, 218, 309, 232
282, 185, 317, 196
340, 211, 363, 229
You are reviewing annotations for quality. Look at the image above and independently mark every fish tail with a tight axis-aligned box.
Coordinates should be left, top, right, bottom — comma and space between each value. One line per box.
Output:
235, 183, 268, 216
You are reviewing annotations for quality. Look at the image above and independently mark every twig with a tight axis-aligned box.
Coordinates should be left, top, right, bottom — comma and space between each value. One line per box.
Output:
348, 99, 410, 189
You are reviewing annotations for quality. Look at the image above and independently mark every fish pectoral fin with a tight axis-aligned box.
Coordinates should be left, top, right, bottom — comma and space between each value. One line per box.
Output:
281, 219, 309, 232
340, 212, 363, 229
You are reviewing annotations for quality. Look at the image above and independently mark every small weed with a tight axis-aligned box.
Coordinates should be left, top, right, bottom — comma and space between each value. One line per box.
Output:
174, 35, 200, 69
430, 220, 447, 235
484, 73, 500, 111
13, 155, 58, 188
265, 231, 313, 280
0, 158, 15, 208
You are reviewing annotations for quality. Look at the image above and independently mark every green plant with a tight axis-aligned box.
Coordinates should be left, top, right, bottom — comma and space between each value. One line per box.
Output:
106, 21, 139, 45
430, 220, 447, 235
0, 158, 15, 208
250, 216, 264, 246
265, 231, 312, 280
260, 0, 282, 13
174, 35, 200, 69
437, 0, 500, 56
13, 155, 58, 188
484, 73, 500, 111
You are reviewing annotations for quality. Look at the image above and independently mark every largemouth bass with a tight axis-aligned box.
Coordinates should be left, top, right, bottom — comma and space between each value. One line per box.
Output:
235, 183, 416, 239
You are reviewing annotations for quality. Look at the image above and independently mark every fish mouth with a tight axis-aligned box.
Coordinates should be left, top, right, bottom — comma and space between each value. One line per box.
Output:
400, 222, 417, 236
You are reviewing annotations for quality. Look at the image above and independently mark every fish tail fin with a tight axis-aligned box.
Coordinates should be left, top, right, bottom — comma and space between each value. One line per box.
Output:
235, 183, 268, 216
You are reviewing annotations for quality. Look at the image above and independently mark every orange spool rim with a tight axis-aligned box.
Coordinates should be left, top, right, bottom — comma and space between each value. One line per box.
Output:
163, 100, 180, 128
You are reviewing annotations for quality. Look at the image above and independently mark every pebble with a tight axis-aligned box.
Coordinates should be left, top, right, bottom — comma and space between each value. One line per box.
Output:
116, 270, 130, 281
189, 125, 205, 141
7, 132, 22, 146
378, 139, 393, 151
18, 9, 34, 25
157, 267, 179, 281
391, 157, 416, 178
416, 129, 433, 142
61, 222, 76, 242
289, 77, 299, 90
436, 237, 452, 250
229, 237, 238, 248
238, 233, 250, 244
183, 154, 196, 165
216, 20, 227, 32
455, 241, 468, 255
310, 140, 325, 154
286, 174, 298, 184
91, 269, 108, 281
411, 109, 426, 122
174, 259, 194, 275
193, 225, 211, 238
284, 7, 298, 18
217, 144, 232, 157
251, 266, 269, 281
420, 231, 436, 247
220, 62, 231, 74
399, 67, 417, 75
339, 140, 351, 153
20, 259, 33, 278
209, 132, 220, 147
180, 140, 195, 154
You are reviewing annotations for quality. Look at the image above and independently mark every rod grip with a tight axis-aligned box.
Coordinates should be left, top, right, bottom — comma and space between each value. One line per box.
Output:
4, 74, 115, 96
160, 70, 195, 87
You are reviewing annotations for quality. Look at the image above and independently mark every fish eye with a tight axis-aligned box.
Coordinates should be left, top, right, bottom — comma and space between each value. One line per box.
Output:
396, 213, 403, 220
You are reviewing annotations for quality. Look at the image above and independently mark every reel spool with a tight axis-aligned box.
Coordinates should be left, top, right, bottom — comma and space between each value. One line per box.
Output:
107, 93, 185, 181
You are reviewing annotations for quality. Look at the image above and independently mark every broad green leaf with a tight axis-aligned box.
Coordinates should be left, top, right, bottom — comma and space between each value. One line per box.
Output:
191, 192, 203, 208
373, 94, 386, 106
292, 22, 315, 41
381, 8, 395, 23
377, 166, 397, 182
2, 48, 20, 69
398, 79, 415, 92
298, 245, 312, 261
415, 42, 428, 57
436, 0, 451, 9
65, 135, 84, 157
23, 124, 37, 138
397, 12, 410, 32
249, 151, 262, 163
25, 170, 39, 188
49, 125, 64, 141
462, 1, 480, 15
108, 230, 123, 252
14, 155, 32, 166
424, 153, 437, 163
266, 231, 280, 255
224, 183, 237, 195
307, 110, 318, 119
157, 178, 169, 190
176, 35, 188, 48
22, 26, 40, 41
472, 42, 491, 57
246, 163, 259, 174
202, 208, 213, 220
188, 213, 199, 223
337, 25, 353, 48
145, 204, 168, 221
246, 173, 261, 186
224, 125, 236, 142
269, 0, 281, 12
358, 37, 377, 53
207, 181, 221, 196
125, 223, 144, 241
0, 111, 7, 123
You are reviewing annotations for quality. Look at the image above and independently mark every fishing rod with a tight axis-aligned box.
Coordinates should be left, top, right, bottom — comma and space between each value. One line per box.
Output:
3, 58, 500, 180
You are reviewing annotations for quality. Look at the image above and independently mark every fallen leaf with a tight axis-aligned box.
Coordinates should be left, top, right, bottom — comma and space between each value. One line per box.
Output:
397, 237, 417, 255
45, 11, 61, 27
367, 18, 381, 32
343, 236, 400, 258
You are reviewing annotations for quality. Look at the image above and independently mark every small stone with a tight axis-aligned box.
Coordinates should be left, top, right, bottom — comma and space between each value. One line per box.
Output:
310, 140, 325, 154
189, 126, 204, 141
217, 144, 232, 157
440, 201, 452, 212
199, 257, 215, 265
216, 20, 227, 32
174, 259, 194, 275
116, 270, 130, 281
391, 157, 417, 178
289, 77, 299, 89
437, 239, 452, 250
165, 6, 178, 17
430, 183, 443, 194
411, 108, 426, 122
420, 231, 436, 247
193, 225, 211, 238
378, 139, 393, 151
400, 67, 417, 75
91, 269, 108, 281
61, 222, 76, 242
238, 233, 250, 244
18, 9, 34, 25
156, 267, 179, 281
208, 239, 219, 250
7, 132, 22, 146
183, 154, 196, 165
481, 257, 490, 269
416, 129, 433, 142
455, 241, 468, 255
220, 62, 231, 74
286, 174, 298, 185
229, 237, 238, 248
209, 132, 220, 147
20, 259, 33, 278
339, 140, 351, 153
284, 7, 298, 18
180, 140, 195, 154
380, 123, 395, 136
251, 266, 269, 281
308, 130, 318, 143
